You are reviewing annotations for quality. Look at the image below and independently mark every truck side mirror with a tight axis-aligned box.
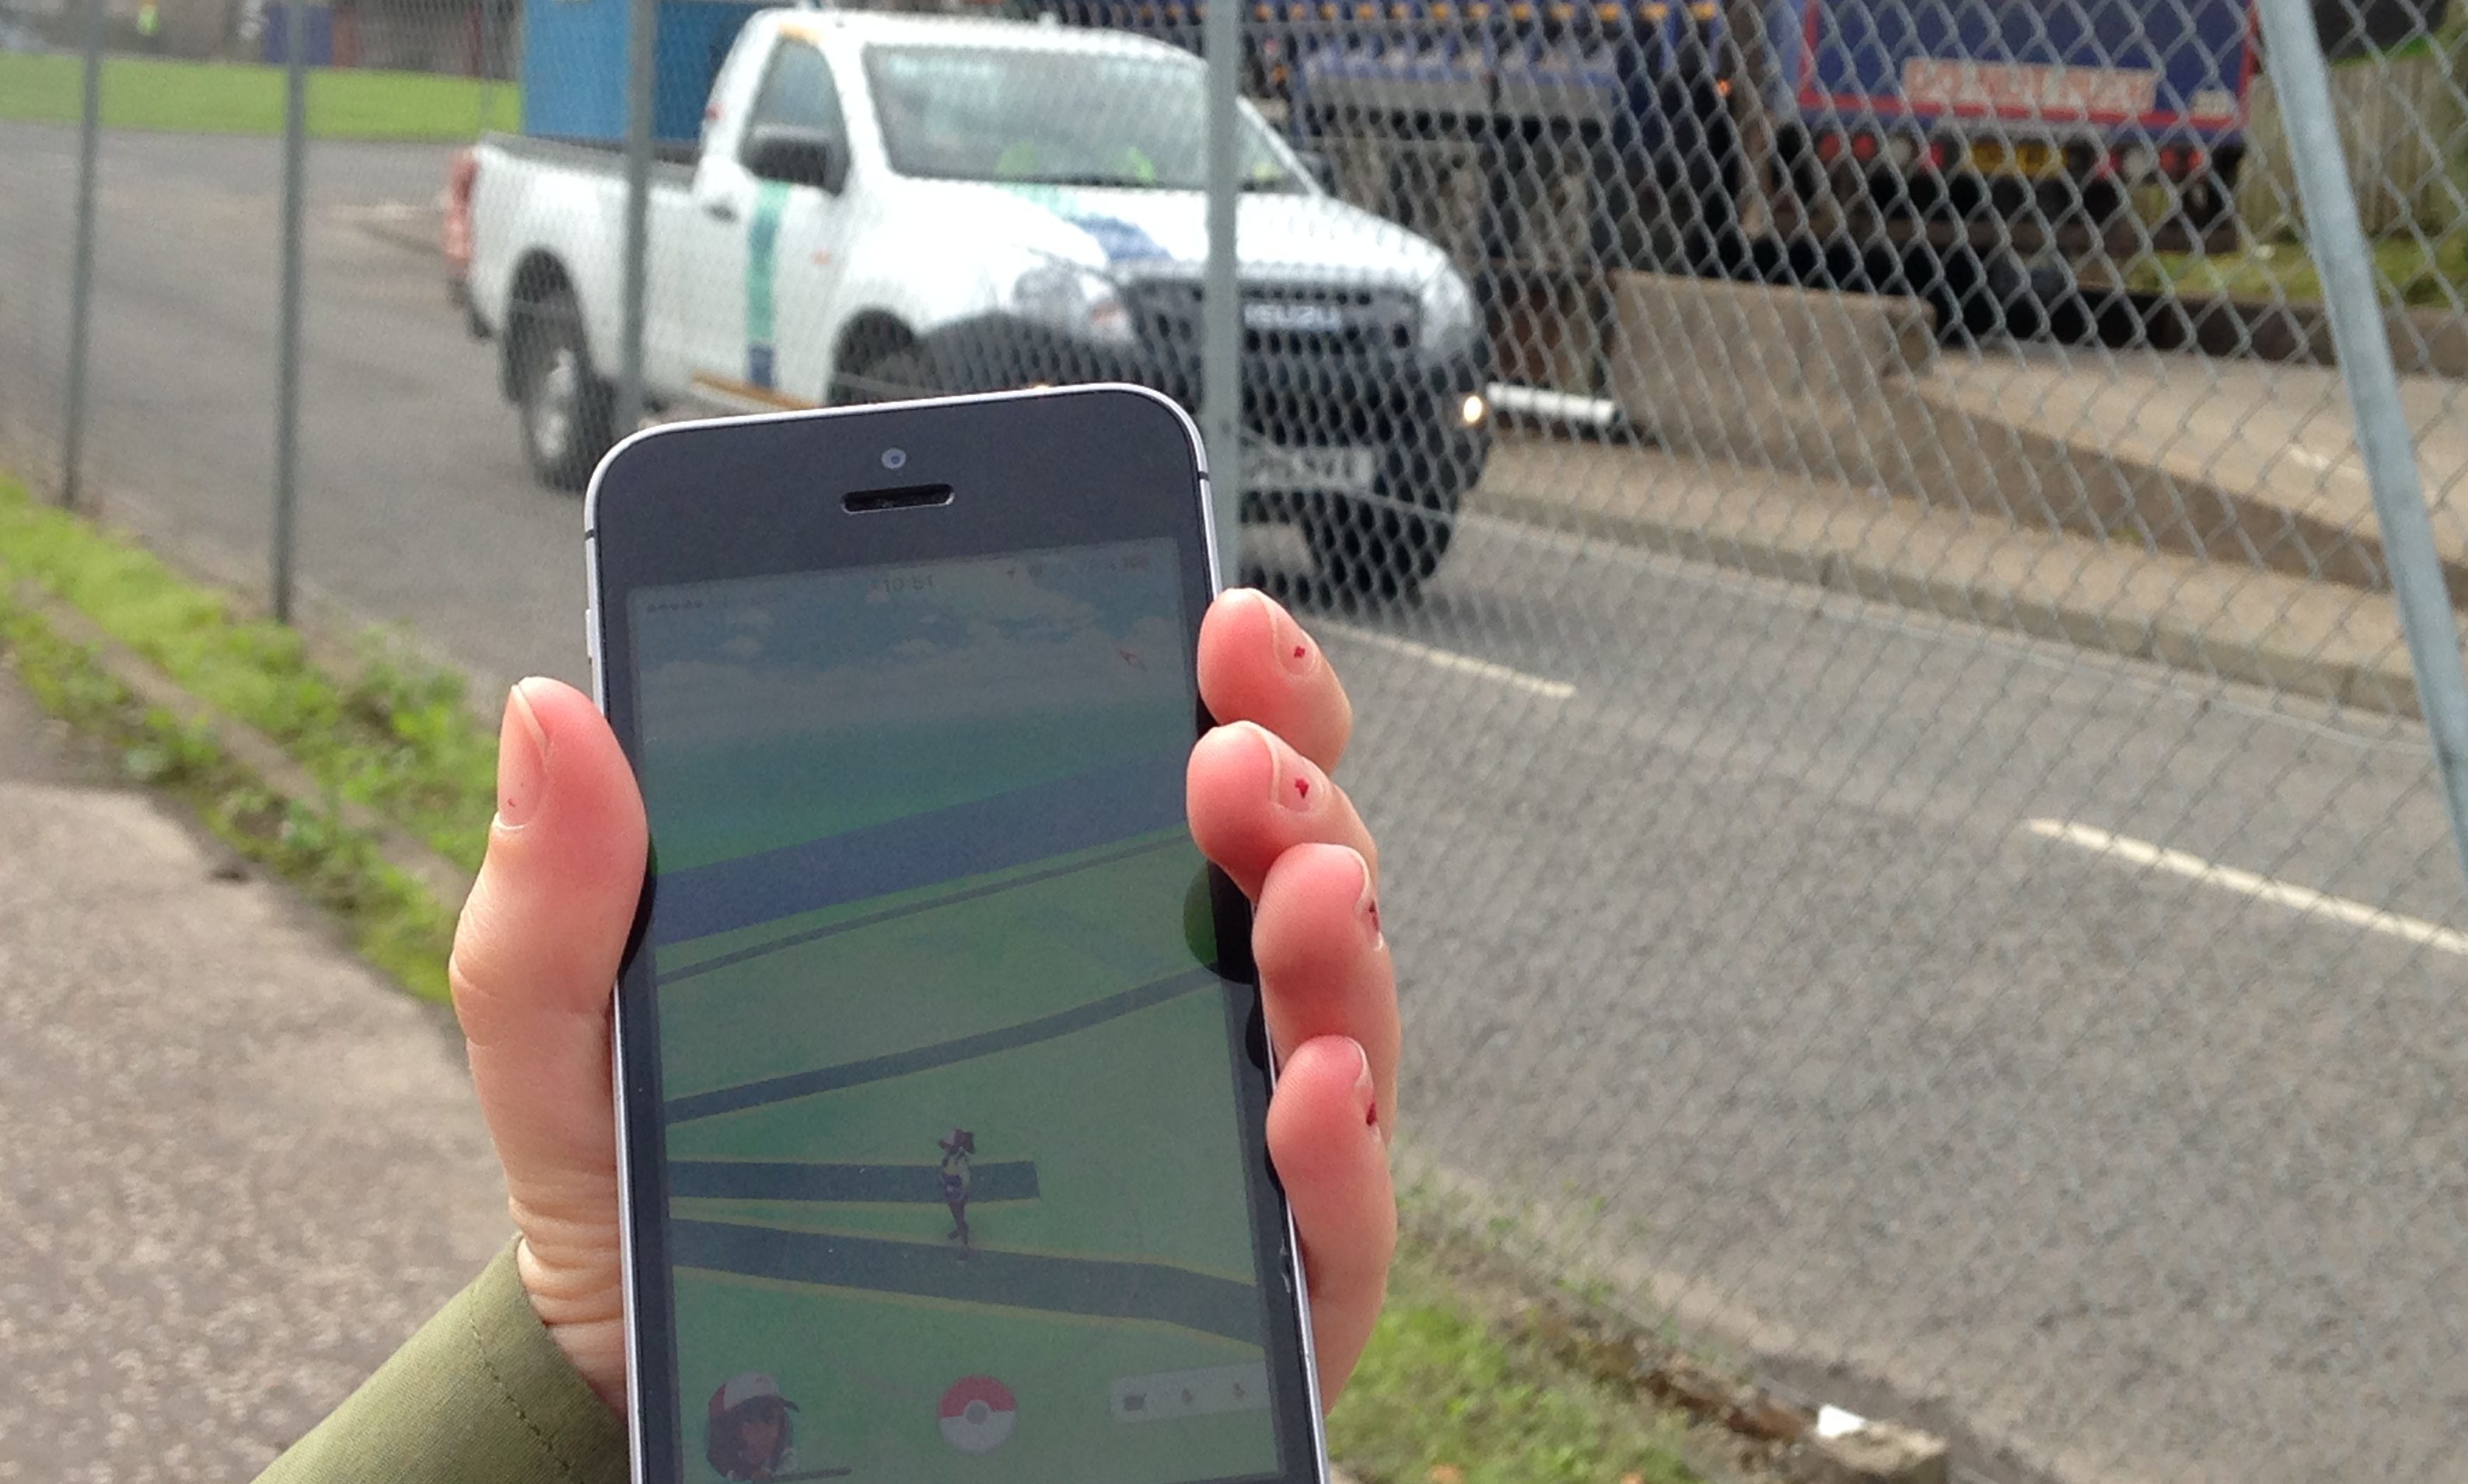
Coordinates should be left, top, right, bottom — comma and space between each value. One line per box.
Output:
746, 124, 848, 194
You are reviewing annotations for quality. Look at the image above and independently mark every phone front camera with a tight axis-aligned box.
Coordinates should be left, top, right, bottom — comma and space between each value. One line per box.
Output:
882, 448, 908, 471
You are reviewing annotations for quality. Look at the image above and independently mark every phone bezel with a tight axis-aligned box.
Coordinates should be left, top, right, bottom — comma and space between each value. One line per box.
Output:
586, 385, 1327, 1484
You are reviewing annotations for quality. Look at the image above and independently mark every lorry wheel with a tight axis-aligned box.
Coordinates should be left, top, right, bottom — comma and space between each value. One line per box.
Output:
830, 344, 935, 405
512, 289, 615, 491
1303, 491, 1454, 605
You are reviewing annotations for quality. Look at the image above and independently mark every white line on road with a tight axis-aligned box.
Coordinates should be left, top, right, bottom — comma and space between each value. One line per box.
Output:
1321, 623, 1577, 701
2284, 444, 2360, 480
2024, 818, 2468, 957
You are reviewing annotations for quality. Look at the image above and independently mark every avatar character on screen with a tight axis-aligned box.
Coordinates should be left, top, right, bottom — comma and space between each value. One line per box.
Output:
706, 1373, 799, 1482
939, 1128, 975, 1256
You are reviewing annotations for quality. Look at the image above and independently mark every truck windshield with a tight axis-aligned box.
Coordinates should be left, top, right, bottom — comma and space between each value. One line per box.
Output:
865, 43, 1300, 192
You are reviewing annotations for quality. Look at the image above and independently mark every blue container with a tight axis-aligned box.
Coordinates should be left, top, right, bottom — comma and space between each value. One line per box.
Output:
521, 0, 767, 144
260, 0, 336, 66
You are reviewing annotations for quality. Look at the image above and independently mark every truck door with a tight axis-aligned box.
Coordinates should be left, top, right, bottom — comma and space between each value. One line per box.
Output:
684, 32, 855, 408
667, 32, 762, 403
739, 37, 856, 406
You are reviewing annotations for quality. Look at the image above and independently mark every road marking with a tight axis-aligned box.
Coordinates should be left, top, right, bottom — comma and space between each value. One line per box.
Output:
2284, 444, 2360, 480
1322, 622, 1576, 700
1816, 1405, 1868, 1440
2024, 818, 2468, 958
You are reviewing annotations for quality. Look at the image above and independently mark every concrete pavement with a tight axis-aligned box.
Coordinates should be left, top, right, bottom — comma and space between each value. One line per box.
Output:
0, 663, 510, 1481
0, 124, 579, 700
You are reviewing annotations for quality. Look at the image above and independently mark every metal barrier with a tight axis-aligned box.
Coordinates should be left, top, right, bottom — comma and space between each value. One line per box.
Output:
7, 0, 2468, 1475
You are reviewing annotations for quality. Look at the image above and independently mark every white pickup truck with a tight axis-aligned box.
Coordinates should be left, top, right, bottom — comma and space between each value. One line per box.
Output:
459, 5, 1493, 597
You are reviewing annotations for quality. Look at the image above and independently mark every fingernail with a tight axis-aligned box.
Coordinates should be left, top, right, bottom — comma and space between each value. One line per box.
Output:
1244, 721, 1320, 814
497, 679, 551, 829
1346, 1037, 1385, 1147
1344, 847, 1383, 950
1266, 597, 1317, 677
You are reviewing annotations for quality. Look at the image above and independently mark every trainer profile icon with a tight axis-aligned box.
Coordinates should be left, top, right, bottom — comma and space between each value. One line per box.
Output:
706, 1372, 800, 1482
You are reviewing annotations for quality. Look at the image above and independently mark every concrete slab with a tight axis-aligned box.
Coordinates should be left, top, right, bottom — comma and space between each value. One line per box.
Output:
1603, 271, 1940, 492
0, 662, 511, 1482
1912, 347, 2468, 596
1471, 435, 2425, 718
1604, 272, 2468, 606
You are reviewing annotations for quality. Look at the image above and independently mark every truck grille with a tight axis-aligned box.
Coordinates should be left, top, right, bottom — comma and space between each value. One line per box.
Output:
1125, 280, 1419, 358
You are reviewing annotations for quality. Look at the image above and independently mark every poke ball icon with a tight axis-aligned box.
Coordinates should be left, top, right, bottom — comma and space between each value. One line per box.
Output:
939, 1375, 1017, 1454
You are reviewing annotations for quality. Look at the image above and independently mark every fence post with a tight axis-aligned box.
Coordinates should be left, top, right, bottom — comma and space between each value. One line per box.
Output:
1201, 0, 1243, 581
477, 0, 498, 133
1722, 0, 1777, 243
616, 0, 655, 438
60, 0, 104, 512
271, 0, 308, 623
2255, 0, 2468, 891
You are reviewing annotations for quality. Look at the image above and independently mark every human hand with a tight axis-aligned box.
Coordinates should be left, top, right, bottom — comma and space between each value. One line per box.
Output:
448, 587, 1397, 1411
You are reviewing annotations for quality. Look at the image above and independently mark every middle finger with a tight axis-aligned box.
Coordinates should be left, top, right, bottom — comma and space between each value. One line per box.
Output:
1188, 720, 1379, 900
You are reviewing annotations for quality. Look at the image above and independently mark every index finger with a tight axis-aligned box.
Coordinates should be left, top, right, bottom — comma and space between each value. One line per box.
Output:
1197, 588, 1353, 773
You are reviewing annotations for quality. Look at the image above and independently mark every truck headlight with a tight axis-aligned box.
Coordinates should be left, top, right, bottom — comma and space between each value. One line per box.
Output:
1008, 260, 1135, 346
1418, 265, 1481, 358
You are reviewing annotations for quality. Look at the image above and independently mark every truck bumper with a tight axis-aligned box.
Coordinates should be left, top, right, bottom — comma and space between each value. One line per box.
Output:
911, 314, 1494, 517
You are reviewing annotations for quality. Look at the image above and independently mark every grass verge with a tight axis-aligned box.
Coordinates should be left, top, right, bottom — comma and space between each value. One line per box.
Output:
0, 588, 458, 997
0, 53, 517, 139
0, 479, 495, 872
1331, 1227, 1722, 1484
2121, 232, 2468, 311
0, 467, 1769, 1482
0, 473, 482, 997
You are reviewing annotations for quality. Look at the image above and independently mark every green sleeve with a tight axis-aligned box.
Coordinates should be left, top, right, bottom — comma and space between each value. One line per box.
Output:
255, 1241, 631, 1484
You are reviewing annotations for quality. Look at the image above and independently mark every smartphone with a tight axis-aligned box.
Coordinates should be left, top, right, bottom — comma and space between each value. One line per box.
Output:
586, 386, 1327, 1484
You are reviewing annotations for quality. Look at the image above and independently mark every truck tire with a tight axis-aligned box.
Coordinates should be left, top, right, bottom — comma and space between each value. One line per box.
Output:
1303, 487, 1455, 605
830, 344, 936, 405
512, 288, 616, 491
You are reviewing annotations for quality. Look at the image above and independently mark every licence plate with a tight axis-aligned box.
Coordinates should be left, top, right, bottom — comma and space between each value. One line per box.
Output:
1968, 140, 2060, 179
1244, 442, 1378, 494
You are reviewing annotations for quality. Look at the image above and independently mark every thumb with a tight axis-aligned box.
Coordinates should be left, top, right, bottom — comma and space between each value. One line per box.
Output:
448, 677, 647, 1402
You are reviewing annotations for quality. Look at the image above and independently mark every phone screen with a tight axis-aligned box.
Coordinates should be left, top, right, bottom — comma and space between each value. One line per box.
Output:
625, 536, 1288, 1484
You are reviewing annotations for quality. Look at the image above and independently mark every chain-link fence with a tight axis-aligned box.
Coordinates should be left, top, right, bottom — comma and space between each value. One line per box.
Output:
9, 0, 2468, 1478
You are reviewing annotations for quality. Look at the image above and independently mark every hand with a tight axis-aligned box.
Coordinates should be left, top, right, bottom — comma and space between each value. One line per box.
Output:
449, 588, 1397, 1412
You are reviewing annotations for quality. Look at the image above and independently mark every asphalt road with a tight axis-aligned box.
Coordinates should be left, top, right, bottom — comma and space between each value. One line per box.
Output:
0, 124, 579, 696
7, 124, 2468, 1484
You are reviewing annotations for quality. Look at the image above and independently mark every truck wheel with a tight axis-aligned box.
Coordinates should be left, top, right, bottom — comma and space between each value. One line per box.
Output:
512, 288, 615, 491
1303, 491, 1454, 605
830, 344, 936, 405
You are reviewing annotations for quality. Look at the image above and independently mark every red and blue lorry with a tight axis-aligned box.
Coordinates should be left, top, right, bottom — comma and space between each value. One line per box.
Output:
1040, 0, 2263, 299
